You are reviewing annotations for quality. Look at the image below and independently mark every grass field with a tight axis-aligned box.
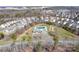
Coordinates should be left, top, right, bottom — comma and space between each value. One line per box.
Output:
0, 40, 13, 45
55, 26, 76, 39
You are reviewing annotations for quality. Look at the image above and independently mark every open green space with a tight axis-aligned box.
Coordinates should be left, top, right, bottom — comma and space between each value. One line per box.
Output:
54, 26, 76, 39
0, 23, 78, 45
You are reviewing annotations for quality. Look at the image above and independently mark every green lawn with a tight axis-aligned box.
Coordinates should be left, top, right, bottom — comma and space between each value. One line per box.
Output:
0, 40, 13, 45
54, 26, 76, 39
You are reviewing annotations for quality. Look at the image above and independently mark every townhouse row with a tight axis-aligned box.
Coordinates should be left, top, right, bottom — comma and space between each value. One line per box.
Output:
0, 16, 79, 35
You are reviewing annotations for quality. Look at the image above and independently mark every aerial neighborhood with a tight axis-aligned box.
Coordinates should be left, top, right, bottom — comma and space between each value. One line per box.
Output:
0, 6, 79, 52
0, 15, 79, 35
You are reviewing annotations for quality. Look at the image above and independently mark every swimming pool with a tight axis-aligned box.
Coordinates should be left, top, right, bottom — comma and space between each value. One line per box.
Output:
33, 26, 47, 32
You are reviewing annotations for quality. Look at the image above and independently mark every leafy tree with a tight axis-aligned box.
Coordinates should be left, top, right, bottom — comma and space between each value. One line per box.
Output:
14, 13, 23, 17
21, 35, 27, 41
46, 22, 53, 25
62, 26, 75, 34
21, 35, 32, 42
11, 34, 17, 42
0, 32, 4, 40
